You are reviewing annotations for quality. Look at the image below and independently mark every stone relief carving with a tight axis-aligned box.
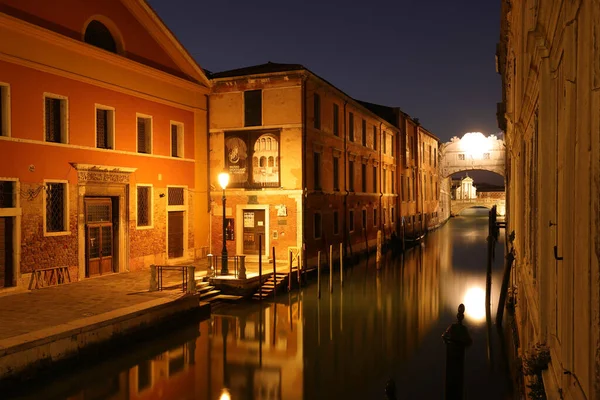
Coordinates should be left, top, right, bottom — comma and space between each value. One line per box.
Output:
77, 171, 130, 184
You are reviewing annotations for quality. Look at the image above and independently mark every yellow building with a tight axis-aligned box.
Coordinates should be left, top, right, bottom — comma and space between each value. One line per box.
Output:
498, 0, 600, 398
208, 63, 400, 267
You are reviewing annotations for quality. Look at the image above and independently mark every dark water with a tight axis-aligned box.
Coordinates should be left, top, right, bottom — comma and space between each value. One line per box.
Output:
9, 208, 512, 400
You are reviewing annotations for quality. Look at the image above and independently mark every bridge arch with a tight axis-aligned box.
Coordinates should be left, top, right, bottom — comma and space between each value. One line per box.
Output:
440, 132, 505, 178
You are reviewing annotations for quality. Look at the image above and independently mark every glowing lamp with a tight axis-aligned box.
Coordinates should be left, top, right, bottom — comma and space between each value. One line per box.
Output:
218, 172, 230, 190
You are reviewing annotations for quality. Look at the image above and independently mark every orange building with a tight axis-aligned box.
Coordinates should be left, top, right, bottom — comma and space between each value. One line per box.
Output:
0, 0, 210, 292
208, 63, 400, 267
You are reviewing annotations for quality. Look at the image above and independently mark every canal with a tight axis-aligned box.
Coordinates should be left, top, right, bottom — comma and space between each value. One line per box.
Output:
7, 208, 513, 400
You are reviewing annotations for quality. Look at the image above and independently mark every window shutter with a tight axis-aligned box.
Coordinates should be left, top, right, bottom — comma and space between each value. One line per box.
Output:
137, 118, 146, 153
96, 109, 108, 148
171, 125, 178, 157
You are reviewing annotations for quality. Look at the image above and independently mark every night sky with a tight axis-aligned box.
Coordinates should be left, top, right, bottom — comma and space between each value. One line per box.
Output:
147, 0, 502, 144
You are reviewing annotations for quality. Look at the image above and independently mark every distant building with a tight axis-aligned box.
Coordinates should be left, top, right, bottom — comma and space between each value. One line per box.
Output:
0, 0, 210, 291
453, 175, 477, 200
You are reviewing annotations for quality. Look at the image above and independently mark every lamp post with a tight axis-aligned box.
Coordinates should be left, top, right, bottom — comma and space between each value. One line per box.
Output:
218, 172, 230, 275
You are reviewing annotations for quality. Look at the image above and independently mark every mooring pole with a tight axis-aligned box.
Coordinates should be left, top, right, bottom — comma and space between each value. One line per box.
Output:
317, 250, 321, 299
272, 246, 277, 298
442, 304, 473, 400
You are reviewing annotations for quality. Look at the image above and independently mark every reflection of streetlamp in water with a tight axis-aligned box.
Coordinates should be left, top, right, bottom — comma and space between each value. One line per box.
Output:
218, 172, 230, 275
221, 318, 229, 396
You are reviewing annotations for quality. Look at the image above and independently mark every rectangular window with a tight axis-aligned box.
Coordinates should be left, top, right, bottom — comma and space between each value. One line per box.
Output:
313, 93, 321, 129
349, 161, 355, 192
333, 104, 339, 136
391, 207, 395, 223
434, 148, 437, 166
333, 156, 339, 191
391, 171, 396, 194
349, 210, 355, 232
95, 106, 114, 149
45, 181, 67, 234
429, 145, 432, 165
314, 151, 321, 190
244, 90, 262, 127
458, 153, 465, 160
372, 166, 377, 193
349, 112, 354, 141
44, 95, 68, 143
314, 212, 322, 239
383, 169, 387, 193
383, 133, 387, 154
333, 211, 339, 235
373, 208, 377, 227
137, 115, 152, 154
383, 208, 387, 225
171, 122, 184, 157
0, 180, 15, 208
362, 209, 367, 230
137, 185, 152, 228
361, 164, 367, 192
373, 126, 377, 150
0, 84, 10, 137
362, 119, 367, 146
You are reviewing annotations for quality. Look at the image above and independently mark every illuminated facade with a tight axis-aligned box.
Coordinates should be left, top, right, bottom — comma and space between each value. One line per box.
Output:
208, 63, 401, 266
498, 0, 600, 398
0, 0, 210, 291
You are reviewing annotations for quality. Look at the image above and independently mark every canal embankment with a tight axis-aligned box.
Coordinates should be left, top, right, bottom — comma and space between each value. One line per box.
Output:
0, 270, 210, 386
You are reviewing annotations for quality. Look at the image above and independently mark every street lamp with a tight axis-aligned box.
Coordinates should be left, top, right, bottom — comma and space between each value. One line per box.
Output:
218, 172, 230, 275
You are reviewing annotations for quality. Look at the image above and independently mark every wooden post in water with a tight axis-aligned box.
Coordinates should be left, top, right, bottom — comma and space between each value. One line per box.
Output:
317, 250, 321, 299
297, 246, 302, 288
339, 242, 343, 287
288, 250, 292, 292
329, 247, 333, 293
272, 246, 277, 298
259, 235, 262, 301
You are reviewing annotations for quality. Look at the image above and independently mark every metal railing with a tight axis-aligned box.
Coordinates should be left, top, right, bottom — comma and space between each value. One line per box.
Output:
149, 264, 195, 293
206, 255, 246, 279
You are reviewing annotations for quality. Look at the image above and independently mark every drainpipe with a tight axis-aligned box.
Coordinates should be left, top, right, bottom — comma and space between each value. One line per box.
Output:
206, 94, 212, 255
379, 122, 383, 237
301, 73, 308, 267
343, 100, 349, 260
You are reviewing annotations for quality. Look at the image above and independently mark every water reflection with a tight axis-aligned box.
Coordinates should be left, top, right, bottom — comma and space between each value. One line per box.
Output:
9, 208, 510, 400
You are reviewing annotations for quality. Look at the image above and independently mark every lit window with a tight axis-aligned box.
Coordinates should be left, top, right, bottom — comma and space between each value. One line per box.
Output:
44, 95, 68, 143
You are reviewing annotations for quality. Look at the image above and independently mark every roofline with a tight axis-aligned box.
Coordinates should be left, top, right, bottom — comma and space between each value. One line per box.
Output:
136, 0, 210, 86
211, 65, 401, 132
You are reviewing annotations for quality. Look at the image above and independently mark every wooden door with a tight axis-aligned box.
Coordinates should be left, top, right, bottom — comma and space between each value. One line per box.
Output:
168, 211, 184, 259
85, 198, 113, 277
0, 217, 13, 287
242, 210, 265, 255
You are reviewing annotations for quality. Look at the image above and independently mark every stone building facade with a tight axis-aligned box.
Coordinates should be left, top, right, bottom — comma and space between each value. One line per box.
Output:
208, 63, 446, 266
498, 0, 600, 398
208, 63, 402, 266
0, 0, 210, 292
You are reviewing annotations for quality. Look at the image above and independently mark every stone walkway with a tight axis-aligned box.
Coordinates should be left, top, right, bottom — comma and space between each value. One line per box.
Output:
0, 270, 188, 342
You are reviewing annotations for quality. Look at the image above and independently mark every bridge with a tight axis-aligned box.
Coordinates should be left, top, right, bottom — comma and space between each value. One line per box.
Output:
451, 197, 506, 216
440, 132, 505, 178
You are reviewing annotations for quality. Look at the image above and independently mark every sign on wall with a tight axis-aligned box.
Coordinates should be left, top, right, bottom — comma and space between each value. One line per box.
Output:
225, 130, 280, 188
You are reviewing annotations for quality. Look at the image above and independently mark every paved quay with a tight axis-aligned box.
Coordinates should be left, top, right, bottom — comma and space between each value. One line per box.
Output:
0, 269, 210, 382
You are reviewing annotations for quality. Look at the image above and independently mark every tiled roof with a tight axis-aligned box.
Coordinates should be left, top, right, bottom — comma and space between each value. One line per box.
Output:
354, 100, 399, 127
208, 62, 306, 79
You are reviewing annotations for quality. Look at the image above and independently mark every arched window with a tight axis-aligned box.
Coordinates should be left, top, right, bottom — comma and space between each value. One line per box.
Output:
84, 20, 117, 53
260, 156, 267, 167
268, 156, 274, 167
